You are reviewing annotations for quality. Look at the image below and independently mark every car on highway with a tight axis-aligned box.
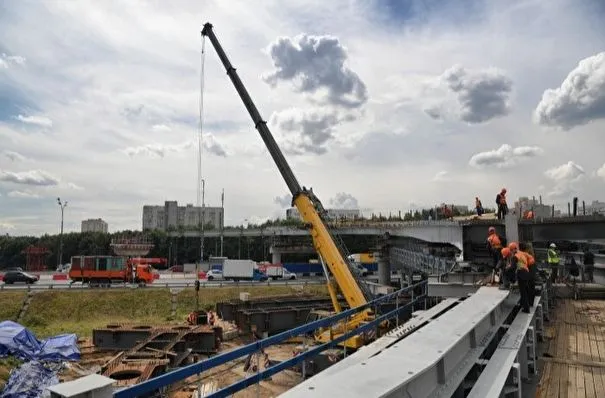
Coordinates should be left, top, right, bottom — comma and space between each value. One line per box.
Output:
205, 269, 223, 281
2, 270, 39, 284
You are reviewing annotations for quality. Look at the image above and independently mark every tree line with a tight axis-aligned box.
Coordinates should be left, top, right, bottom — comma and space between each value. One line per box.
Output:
0, 228, 377, 270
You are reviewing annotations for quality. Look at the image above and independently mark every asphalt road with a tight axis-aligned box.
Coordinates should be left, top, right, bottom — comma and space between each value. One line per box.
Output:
0, 277, 324, 291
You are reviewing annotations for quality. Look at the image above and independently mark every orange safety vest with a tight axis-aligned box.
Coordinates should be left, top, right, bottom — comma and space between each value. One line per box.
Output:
520, 251, 535, 269
487, 234, 502, 249
514, 252, 529, 272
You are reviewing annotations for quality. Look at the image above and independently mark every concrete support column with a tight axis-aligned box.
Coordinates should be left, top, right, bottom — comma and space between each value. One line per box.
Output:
377, 246, 391, 286
271, 248, 282, 264
504, 214, 519, 244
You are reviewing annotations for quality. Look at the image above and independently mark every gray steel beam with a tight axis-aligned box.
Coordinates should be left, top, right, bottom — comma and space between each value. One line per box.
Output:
427, 283, 480, 298
319, 298, 462, 377
281, 287, 511, 398
467, 295, 544, 398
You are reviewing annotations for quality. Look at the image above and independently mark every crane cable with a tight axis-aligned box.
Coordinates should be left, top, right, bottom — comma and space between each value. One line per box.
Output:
197, 34, 207, 265
198, 34, 207, 209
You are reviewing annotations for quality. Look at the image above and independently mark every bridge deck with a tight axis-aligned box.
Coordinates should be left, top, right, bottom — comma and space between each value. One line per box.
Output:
537, 299, 605, 398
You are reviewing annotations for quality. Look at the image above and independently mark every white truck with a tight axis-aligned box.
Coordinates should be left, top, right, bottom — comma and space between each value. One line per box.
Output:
222, 259, 268, 281
265, 265, 297, 280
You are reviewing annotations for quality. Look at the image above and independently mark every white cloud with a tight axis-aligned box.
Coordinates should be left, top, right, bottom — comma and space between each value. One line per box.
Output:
0, 222, 16, 232
2, 150, 27, 162
430, 65, 513, 124
263, 34, 368, 108
545, 161, 586, 199
0, 52, 26, 68
597, 163, 605, 180
7, 190, 40, 199
469, 144, 543, 169
151, 124, 172, 133
545, 161, 585, 182
67, 182, 84, 190
329, 192, 359, 209
274, 193, 292, 208
270, 107, 354, 155
432, 171, 449, 182
534, 52, 605, 130
123, 141, 194, 158
0, 169, 60, 186
15, 114, 53, 127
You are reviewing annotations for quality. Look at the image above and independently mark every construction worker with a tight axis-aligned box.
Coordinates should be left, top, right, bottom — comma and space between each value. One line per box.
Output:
475, 197, 484, 216
547, 243, 560, 281
498, 247, 514, 290
496, 188, 508, 220
583, 246, 595, 283
486, 227, 504, 269
519, 242, 537, 306
509, 242, 531, 313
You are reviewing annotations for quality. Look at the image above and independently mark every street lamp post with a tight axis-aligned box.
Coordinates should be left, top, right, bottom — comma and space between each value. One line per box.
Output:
56, 197, 68, 268
200, 179, 206, 263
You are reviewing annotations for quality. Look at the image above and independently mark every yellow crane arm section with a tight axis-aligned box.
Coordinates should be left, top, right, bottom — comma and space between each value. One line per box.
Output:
294, 194, 367, 308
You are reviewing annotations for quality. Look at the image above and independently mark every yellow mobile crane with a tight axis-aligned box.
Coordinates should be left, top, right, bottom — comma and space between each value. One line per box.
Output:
202, 23, 375, 349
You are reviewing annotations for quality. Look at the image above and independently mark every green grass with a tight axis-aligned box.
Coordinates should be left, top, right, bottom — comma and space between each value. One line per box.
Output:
0, 357, 22, 387
11, 285, 327, 338
0, 291, 27, 321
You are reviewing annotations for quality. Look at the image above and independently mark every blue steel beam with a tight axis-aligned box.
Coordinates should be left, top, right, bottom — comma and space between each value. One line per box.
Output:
113, 281, 427, 398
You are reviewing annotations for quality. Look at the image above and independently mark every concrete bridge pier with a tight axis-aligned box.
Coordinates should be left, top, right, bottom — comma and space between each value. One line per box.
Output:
504, 214, 519, 244
271, 250, 282, 264
376, 244, 391, 286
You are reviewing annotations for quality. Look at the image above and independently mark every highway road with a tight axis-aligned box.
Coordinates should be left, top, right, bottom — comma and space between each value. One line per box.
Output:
0, 276, 325, 291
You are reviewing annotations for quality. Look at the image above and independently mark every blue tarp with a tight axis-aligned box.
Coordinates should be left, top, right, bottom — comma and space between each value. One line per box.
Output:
0, 321, 80, 362
1, 361, 60, 398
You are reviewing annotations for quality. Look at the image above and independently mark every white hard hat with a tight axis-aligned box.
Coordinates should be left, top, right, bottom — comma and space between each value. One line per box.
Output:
549, 243, 556, 248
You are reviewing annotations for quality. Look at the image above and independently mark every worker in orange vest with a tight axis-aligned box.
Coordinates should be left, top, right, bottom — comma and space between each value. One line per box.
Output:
519, 242, 536, 306
498, 247, 513, 289
508, 242, 531, 313
496, 188, 508, 220
486, 226, 504, 269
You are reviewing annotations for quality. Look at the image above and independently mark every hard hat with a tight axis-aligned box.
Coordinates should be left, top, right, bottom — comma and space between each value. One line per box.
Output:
488, 226, 495, 233
549, 243, 556, 248
508, 242, 519, 251
501, 247, 511, 258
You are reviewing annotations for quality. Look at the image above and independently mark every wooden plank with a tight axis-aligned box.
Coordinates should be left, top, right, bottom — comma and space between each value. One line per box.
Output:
591, 316, 605, 397
566, 301, 575, 398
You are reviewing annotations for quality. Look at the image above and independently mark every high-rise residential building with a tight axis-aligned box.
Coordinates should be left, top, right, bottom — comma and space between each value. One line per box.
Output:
81, 218, 108, 233
286, 207, 361, 221
142, 201, 223, 231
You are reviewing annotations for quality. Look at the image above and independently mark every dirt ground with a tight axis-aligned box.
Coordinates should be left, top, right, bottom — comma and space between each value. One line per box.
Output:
170, 341, 303, 398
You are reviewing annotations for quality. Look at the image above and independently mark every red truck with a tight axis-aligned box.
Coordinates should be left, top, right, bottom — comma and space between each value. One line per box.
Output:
69, 255, 156, 286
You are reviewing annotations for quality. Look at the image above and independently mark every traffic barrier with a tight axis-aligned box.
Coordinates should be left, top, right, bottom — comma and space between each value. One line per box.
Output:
52, 274, 68, 281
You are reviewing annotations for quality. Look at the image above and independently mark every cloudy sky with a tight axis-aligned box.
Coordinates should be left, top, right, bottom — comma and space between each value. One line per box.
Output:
1, 0, 605, 235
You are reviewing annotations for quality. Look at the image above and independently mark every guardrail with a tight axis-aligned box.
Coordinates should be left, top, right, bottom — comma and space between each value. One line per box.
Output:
0, 279, 326, 291
112, 280, 428, 398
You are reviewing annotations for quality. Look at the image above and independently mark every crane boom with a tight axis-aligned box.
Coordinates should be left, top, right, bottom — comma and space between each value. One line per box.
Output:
201, 22, 368, 310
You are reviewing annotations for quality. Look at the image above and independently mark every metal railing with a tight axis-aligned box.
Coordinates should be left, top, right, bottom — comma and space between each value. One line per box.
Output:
113, 280, 428, 398
0, 279, 325, 292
